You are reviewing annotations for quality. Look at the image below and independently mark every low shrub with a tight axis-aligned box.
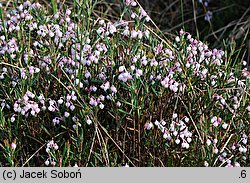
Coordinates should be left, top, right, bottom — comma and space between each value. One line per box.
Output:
0, 0, 249, 167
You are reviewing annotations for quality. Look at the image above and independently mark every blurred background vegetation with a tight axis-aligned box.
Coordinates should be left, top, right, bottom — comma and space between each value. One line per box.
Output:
102, 0, 250, 64
138, 0, 250, 63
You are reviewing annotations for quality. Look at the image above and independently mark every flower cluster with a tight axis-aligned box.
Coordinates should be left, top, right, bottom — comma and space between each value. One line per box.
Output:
145, 114, 193, 149
198, 0, 213, 21
13, 91, 41, 117
210, 116, 228, 129
204, 133, 249, 167
0, 67, 7, 79
0, 37, 19, 59
45, 140, 59, 166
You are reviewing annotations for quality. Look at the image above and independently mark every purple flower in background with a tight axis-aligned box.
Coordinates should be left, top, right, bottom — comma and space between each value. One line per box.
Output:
205, 11, 213, 21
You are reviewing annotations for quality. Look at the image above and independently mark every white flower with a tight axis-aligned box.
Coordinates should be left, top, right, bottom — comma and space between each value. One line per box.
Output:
206, 139, 211, 146
161, 120, 166, 126
0, 74, 4, 79
226, 160, 231, 165
72, 95, 77, 101
123, 28, 130, 36
145, 122, 153, 130
222, 123, 228, 129
10, 116, 15, 122
48, 105, 54, 111
172, 113, 178, 119
109, 25, 117, 34
35, 68, 40, 73
243, 147, 247, 153
234, 162, 240, 167
86, 119, 92, 125
131, 13, 136, 19
45, 160, 50, 166
163, 133, 168, 139
49, 31, 55, 37
70, 105, 75, 111
131, 1, 137, 6
89, 98, 97, 106
173, 131, 178, 136
98, 19, 104, 25
2, 67, 7, 72
111, 85, 117, 93
75, 79, 80, 85
64, 112, 70, 118
154, 120, 159, 126
54, 144, 59, 150
213, 122, 219, 127
23, 95, 29, 102
99, 103, 104, 109
204, 11, 213, 22
211, 116, 217, 123
182, 142, 189, 149
242, 139, 247, 144
137, 31, 143, 39
135, 69, 143, 78
144, 30, 150, 38
21, 109, 25, 115
85, 71, 91, 78
222, 152, 227, 157
11, 142, 16, 150
54, 12, 59, 19
72, 116, 77, 122
125, 0, 131, 6
145, 16, 150, 22
116, 101, 121, 107
100, 81, 110, 91
65, 102, 71, 108
180, 133, 185, 139
123, 163, 129, 167
184, 117, 189, 123
202, 69, 208, 77
30, 110, 36, 116
140, 8, 147, 18
119, 66, 126, 72
96, 27, 104, 34
66, 9, 71, 16
220, 98, 226, 105
204, 161, 209, 167
130, 30, 138, 38
175, 36, 180, 42
130, 65, 135, 71
52, 118, 59, 125
58, 98, 63, 104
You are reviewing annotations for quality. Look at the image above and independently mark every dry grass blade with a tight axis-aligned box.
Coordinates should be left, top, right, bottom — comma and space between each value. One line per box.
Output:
22, 143, 46, 167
